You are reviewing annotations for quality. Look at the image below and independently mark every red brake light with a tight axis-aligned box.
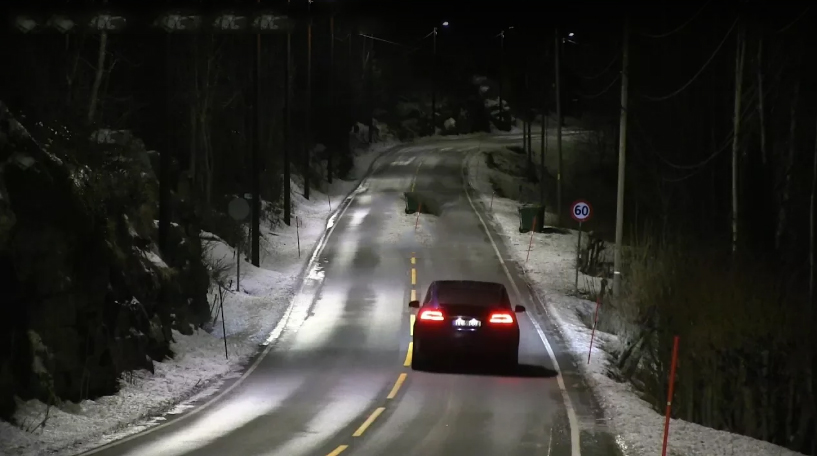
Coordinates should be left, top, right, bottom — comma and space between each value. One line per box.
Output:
488, 311, 514, 324
418, 309, 444, 321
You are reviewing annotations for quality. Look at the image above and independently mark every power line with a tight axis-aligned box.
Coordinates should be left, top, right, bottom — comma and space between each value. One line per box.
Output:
639, 18, 738, 102
775, 7, 811, 33
358, 33, 414, 49
633, 85, 758, 185
577, 74, 621, 99
575, 53, 620, 80
637, 1, 711, 38
634, 112, 731, 171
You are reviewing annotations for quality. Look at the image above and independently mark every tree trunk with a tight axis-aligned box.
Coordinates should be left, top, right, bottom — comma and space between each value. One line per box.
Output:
88, 30, 108, 123
554, 29, 563, 222
730, 25, 745, 254
757, 38, 767, 166
810, 110, 817, 303
189, 105, 197, 186
776, 75, 799, 252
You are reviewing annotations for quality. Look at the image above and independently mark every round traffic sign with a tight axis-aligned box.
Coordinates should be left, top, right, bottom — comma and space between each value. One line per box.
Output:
228, 197, 251, 221
570, 200, 592, 223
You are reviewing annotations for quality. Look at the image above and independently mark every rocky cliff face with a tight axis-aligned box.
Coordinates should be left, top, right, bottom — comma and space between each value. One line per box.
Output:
0, 103, 209, 420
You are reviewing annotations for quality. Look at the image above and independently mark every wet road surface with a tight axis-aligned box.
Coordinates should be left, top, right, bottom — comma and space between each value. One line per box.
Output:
81, 139, 623, 456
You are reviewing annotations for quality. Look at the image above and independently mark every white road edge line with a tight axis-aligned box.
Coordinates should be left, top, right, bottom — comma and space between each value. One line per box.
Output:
461, 151, 582, 456
80, 159, 374, 456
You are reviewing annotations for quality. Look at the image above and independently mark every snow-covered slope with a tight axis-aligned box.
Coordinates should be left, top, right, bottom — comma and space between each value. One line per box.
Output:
0, 142, 397, 456
464, 151, 806, 456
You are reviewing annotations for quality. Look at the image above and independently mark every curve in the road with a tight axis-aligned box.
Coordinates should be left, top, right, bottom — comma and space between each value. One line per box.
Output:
73, 140, 624, 456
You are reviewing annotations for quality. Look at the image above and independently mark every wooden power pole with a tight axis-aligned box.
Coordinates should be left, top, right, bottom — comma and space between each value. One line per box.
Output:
251, 24, 261, 266
283, 29, 292, 226
304, 10, 312, 200
554, 28, 563, 222
731, 24, 745, 255
328, 15, 334, 184
612, 17, 630, 296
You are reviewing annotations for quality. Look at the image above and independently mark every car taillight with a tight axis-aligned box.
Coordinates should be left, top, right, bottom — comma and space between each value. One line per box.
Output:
418, 309, 444, 321
488, 311, 514, 324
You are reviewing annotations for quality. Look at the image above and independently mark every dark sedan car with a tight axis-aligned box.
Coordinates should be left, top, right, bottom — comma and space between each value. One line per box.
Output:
408, 280, 526, 370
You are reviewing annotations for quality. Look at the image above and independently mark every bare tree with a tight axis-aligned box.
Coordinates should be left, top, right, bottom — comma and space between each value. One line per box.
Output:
775, 71, 799, 252
810, 112, 817, 301
730, 25, 745, 254
87, 29, 108, 123
756, 37, 767, 166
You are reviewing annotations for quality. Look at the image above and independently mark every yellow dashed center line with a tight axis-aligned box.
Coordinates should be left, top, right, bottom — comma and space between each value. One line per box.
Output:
411, 268, 416, 285
411, 256, 416, 265
387, 373, 407, 399
410, 289, 416, 301
410, 314, 415, 336
404, 342, 413, 367
326, 445, 349, 456
353, 407, 386, 437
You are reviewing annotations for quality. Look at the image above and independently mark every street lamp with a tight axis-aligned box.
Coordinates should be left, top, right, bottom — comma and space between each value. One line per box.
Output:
442, 21, 449, 27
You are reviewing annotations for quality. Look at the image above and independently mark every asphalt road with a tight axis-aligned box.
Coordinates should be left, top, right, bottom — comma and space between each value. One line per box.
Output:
81, 139, 623, 456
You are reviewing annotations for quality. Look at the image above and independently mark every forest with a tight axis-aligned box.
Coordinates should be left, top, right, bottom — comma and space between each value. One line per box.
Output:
0, 2, 816, 454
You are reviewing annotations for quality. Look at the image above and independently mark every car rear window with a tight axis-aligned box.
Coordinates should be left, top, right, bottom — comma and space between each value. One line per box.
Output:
435, 283, 506, 307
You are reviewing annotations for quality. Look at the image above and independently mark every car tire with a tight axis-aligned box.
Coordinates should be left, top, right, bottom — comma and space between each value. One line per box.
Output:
411, 342, 431, 371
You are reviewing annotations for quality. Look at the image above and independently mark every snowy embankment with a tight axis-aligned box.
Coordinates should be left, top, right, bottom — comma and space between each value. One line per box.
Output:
0, 142, 397, 456
464, 152, 805, 456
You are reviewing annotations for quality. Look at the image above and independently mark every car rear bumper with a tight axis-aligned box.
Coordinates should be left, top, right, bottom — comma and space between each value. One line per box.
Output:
414, 329, 519, 356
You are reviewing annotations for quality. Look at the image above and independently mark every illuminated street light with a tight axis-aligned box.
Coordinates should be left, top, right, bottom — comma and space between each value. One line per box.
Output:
442, 21, 449, 27
15, 15, 38, 33
49, 15, 75, 33
568, 32, 575, 37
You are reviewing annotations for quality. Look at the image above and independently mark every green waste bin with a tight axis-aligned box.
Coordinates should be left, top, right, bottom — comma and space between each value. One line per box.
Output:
404, 191, 421, 214
518, 204, 545, 233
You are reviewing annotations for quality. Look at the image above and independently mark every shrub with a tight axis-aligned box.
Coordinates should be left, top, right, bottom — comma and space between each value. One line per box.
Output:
610, 233, 815, 451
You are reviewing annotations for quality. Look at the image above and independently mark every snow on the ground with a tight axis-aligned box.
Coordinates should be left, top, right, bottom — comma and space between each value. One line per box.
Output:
0, 144, 397, 456
464, 151, 805, 456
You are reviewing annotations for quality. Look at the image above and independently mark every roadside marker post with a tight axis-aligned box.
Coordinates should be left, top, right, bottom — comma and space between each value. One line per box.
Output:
661, 336, 681, 456
587, 296, 601, 364
490, 191, 495, 210
570, 199, 593, 291
525, 216, 537, 263
415, 202, 423, 230
296, 216, 301, 258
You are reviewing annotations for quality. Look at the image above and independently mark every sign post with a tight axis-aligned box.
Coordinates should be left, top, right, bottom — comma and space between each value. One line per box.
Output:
570, 200, 593, 291
228, 197, 251, 292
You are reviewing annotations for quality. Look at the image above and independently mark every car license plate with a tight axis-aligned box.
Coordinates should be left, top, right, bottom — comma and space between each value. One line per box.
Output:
453, 317, 481, 328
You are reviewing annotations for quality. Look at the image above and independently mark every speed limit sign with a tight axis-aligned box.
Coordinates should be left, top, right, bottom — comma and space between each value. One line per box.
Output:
570, 200, 592, 223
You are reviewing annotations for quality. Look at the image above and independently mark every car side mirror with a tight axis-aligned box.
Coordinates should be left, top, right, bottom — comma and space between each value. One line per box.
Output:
409, 300, 420, 308
514, 305, 526, 313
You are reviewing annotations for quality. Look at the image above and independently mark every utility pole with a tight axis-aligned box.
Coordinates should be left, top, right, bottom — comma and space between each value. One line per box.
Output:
554, 28, 563, 222
612, 18, 630, 296
525, 72, 532, 171
431, 26, 437, 131
541, 43, 547, 207
367, 37, 374, 143
304, 3, 312, 200
347, 30, 354, 158
731, 24, 745, 255
283, 26, 292, 225
159, 34, 172, 256
251, 18, 261, 266
328, 15, 334, 184
499, 30, 504, 123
